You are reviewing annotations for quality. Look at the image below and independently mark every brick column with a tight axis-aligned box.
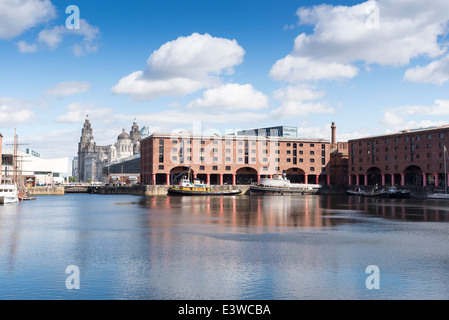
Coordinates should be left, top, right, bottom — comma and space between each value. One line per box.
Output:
232, 174, 236, 185
401, 173, 405, 186
364, 174, 368, 186
391, 173, 395, 186
219, 174, 223, 185
152, 173, 156, 185
315, 175, 319, 184
434, 173, 439, 187
327, 175, 331, 185
348, 174, 352, 185
166, 174, 170, 185
356, 175, 360, 185
381, 174, 385, 186
422, 173, 427, 187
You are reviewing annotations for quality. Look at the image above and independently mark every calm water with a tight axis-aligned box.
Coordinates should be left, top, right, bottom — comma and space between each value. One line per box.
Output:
1, 193, 449, 300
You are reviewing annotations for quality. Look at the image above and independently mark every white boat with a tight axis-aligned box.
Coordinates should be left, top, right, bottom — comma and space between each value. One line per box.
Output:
250, 174, 321, 195
0, 183, 19, 204
427, 193, 449, 200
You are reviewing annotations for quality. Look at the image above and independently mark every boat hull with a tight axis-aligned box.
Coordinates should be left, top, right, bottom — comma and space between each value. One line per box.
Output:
250, 185, 319, 195
168, 187, 242, 196
389, 191, 410, 198
346, 190, 388, 197
0, 195, 19, 204
427, 193, 449, 200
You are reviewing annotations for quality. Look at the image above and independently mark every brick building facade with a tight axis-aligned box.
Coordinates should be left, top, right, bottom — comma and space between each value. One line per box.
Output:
348, 125, 449, 187
140, 133, 332, 186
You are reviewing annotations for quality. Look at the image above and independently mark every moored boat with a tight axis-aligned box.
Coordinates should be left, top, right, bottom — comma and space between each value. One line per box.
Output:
387, 186, 410, 198
0, 183, 19, 204
249, 174, 321, 195
346, 187, 387, 197
168, 178, 242, 196
427, 193, 449, 200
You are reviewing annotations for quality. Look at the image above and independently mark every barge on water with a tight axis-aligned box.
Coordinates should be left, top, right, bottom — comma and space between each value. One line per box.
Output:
250, 174, 321, 195
168, 178, 242, 196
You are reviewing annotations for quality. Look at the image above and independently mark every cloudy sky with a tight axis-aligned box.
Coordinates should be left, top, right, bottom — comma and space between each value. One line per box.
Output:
1, 0, 449, 160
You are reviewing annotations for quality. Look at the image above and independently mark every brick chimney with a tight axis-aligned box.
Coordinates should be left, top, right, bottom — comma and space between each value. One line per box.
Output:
331, 122, 336, 145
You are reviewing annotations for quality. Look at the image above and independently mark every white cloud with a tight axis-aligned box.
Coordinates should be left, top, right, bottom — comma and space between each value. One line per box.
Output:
404, 55, 449, 85
270, 84, 333, 118
187, 83, 269, 111
270, 56, 358, 82
37, 19, 100, 55
111, 33, 245, 100
0, 0, 56, 39
44, 81, 91, 99
271, 0, 449, 82
382, 100, 449, 129
0, 97, 35, 126
16, 40, 38, 53
56, 102, 114, 123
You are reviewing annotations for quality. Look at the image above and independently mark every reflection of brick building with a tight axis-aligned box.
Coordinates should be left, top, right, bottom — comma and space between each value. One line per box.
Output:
330, 142, 348, 185
140, 132, 332, 186
348, 125, 449, 187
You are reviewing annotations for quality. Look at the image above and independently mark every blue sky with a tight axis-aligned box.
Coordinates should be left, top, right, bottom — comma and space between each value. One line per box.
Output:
1, 0, 449, 160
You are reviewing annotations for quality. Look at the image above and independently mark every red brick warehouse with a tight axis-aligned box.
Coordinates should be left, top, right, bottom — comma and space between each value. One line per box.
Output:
348, 125, 449, 187
140, 132, 333, 186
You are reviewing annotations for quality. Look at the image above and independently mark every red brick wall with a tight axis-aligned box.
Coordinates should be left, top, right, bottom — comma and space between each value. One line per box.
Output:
348, 126, 449, 186
141, 134, 331, 185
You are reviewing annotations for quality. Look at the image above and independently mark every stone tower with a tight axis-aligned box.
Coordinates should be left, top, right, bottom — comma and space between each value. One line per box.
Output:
77, 116, 96, 182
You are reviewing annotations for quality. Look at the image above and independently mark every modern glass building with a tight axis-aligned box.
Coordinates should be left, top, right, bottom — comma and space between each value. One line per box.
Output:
237, 126, 298, 138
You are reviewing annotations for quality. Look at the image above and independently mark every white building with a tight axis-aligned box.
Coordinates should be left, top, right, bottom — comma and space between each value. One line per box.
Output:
1, 149, 69, 186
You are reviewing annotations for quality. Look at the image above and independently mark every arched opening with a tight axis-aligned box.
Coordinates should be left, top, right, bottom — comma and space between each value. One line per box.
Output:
285, 167, 306, 183
155, 173, 168, 185
169, 166, 194, 185
236, 167, 258, 185
404, 165, 423, 186
394, 173, 401, 186
210, 174, 221, 185
367, 167, 382, 185
223, 174, 233, 185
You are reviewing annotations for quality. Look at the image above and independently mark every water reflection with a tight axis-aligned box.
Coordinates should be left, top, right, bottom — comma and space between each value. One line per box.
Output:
1, 194, 449, 300
139, 195, 449, 230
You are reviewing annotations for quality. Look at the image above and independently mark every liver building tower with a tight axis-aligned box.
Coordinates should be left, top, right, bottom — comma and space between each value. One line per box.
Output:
77, 117, 141, 182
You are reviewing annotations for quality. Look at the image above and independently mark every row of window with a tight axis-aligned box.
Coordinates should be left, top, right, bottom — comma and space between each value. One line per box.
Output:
357, 151, 445, 163
354, 142, 445, 155
157, 165, 323, 172
168, 155, 326, 164
170, 147, 324, 155
351, 162, 443, 172
165, 139, 326, 148
352, 132, 445, 147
